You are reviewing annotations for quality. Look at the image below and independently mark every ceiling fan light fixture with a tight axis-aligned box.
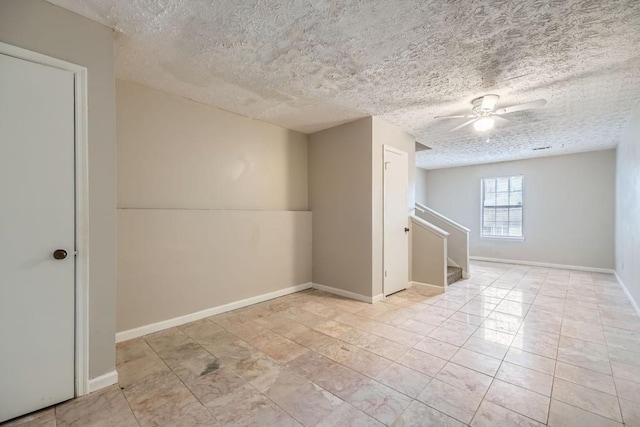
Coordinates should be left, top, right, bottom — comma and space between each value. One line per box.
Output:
474, 116, 495, 132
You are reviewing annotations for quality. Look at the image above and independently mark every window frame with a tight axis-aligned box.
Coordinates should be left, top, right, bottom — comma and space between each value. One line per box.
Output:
480, 175, 525, 241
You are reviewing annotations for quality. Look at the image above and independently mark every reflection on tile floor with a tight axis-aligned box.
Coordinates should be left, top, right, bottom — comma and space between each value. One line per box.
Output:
5, 261, 640, 426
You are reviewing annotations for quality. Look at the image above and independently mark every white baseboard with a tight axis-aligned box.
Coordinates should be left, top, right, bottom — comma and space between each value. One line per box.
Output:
116, 282, 313, 343
615, 271, 640, 317
469, 256, 615, 274
88, 370, 118, 393
372, 293, 385, 303
410, 280, 445, 290
312, 283, 376, 304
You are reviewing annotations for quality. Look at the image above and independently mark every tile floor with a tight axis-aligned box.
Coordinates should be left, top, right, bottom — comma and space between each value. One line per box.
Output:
4, 261, 640, 426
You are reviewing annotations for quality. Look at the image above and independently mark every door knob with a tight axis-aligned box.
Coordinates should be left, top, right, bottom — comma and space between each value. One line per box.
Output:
404, 227, 410, 233
53, 249, 68, 260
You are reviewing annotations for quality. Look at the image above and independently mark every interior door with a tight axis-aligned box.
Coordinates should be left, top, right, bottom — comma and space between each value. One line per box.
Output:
383, 146, 409, 296
0, 53, 76, 422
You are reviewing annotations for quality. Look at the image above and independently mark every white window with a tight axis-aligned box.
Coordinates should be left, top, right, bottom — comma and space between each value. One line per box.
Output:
481, 175, 523, 239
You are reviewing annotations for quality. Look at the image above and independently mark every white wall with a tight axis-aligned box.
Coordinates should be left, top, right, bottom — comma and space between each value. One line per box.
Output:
418, 150, 616, 269
117, 80, 311, 332
616, 103, 640, 308
0, 0, 116, 379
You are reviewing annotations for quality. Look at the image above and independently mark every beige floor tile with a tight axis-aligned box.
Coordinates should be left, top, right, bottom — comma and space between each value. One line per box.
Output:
504, 348, 556, 375
428, 326, 474, 346
472, 327, 516, 346
450, 348, 502, 376
251, 330, 309, 363
482, 316, 522, 335
397, 318, 438, 335
484, 379, 550, 424
620, 398, 640, 427
554, 361, 617, 395
116, 338, 156, 366
48, 262, 636, 426
413, 336, 460, 360
552, 378, 622, 422
348, 380, 412, 425
611, 360, 640, 384
285, 350, 335, 380
316, 403, 383, 427
376, 362, 431, 398
512, 330, 559, 359
312, 362, 370, 400
495, 300, 531, 317
435, 362, 493, 394
614, 377, 640, 403
439, 318, 479, 334
205, 382, 279, 426
463, 336, 510, 359
3, 408, 56, 427
608, 347, 640, 368
495, 361, 553, 396
561, 321, 607, 345
341, 347, 393, 378
606, 334, 640, 354
393, 400, 465, 427
397, 348, 447, 377
557, 336, 612, 375
55, 386, 138, 427
117, 352, 172, 389
264, 371, 343, 426
123, 371, 214, 426
448, 311, 485, 326
417, 378, 483, 424
471, 400, 544, 427
547, 399, 622, 427
361, 335, 411, 360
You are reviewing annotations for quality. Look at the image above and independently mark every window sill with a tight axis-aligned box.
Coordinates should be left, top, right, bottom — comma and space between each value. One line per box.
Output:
480, 236, 525, 242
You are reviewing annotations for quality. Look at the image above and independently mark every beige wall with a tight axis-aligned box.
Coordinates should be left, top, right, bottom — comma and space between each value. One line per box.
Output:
116, 81, 310, 332
0, 0, 116, 379
616, 103, 640, 307
309, 118, 374, 297
418, 150, 616, 269
411, 217, 447, 288
117, 81, 308, 211
309, 117, 415, 298
372, 118, 416, 296
118, 209, 311, 331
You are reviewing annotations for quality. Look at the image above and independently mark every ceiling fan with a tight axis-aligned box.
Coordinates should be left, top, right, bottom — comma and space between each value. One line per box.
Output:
435, 94, 547, 132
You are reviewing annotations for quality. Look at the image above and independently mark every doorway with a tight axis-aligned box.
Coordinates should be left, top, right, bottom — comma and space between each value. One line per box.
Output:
383, 145, 409, 296
0, 42, 89, 422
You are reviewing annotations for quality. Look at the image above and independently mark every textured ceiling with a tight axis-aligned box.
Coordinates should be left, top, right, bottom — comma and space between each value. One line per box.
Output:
48, 0, 640, 169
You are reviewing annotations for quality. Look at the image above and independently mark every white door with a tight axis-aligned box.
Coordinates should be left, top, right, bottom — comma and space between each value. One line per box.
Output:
383, 146, 409, 296
0, 53, 76, 422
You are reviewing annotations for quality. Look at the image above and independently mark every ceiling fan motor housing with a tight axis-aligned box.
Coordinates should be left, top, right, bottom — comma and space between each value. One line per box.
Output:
471, 94, 500, 115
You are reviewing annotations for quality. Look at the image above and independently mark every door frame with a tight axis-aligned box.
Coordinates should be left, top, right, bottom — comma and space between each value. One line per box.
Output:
0, 42, 90, 396
382, 145, 409, 296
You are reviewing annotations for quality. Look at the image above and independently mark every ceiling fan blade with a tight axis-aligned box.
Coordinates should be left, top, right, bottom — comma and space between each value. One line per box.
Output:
434, 115, 475, 119
495, 99, 547, 115
450, 118, 478, 132
493, 115, 511, 126
481, 94, 500, 111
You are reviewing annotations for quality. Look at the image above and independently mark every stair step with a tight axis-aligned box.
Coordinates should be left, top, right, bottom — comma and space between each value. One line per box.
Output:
447, 266, 463, 285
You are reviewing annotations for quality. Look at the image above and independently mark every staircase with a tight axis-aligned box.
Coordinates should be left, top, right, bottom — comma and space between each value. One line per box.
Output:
411, 203, 470, 289
447, 266, 463, 285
